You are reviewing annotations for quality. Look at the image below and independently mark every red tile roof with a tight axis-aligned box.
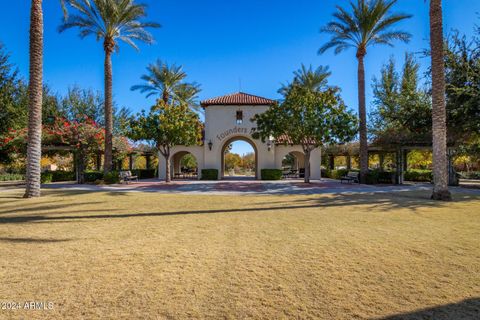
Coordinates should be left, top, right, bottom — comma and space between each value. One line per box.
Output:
275, 134, 316, 145
201, 92, 276, 107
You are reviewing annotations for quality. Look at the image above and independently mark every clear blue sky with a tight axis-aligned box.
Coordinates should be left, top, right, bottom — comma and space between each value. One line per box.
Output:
1, 1, 479, 155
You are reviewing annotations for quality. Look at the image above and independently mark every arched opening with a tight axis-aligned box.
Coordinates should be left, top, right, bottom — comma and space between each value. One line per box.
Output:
221, 137, 258, 179
171, 151, 198, 180
281, 151, 306, 179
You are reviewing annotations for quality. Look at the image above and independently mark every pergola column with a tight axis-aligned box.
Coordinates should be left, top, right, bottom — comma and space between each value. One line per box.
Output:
395, 148, 404, 185
146, 154, 152, 169
379, 153, 385, 172
447, 148, 459, 186
328, 155, 335, 170
403, 149, 409, 171
128, 154, 134, 171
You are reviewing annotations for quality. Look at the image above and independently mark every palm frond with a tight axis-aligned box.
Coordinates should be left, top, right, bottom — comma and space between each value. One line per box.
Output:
60, 0, 160, 52
319, 0, 411, 56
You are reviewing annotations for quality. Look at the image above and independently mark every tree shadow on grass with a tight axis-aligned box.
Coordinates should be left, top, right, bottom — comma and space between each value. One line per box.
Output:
0, 192, 478, 225
0, 237, 73, 243
0, 201, 105, 215
376, 297, 480, 320
258, 192, 479, 213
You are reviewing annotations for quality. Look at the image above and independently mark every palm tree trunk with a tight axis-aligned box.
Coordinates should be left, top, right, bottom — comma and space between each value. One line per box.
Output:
24, 0, 43, 198
430, 0, 451, 201
357, 54, 369, 184
103, 48, 113, 173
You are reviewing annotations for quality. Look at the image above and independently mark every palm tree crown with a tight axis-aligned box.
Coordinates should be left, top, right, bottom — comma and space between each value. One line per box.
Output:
319, 0, 412, 58
131, 59, 202, 111
279, 64, 332, 96
59, 0, 160, 52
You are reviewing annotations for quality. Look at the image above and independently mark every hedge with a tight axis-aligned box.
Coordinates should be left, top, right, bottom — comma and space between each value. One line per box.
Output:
0, 173, 24, 181
323, 169, 357, 180
104, 171, 120, 184
51, 170, 75, 182
132, 168, 156, 179
84, 171, 104, 182
459, 171, 480, 180
201, 169, 218, 180
41, 172, 53, 183
261, 169, 283, 180
404, 169, 432, 182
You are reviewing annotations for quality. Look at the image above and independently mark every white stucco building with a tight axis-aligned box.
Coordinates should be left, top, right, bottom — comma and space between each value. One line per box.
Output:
158, 92, 322, 180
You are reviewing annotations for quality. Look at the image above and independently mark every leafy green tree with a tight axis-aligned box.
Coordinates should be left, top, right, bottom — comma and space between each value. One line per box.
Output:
180, 154, 197, 170
128, 102, 202, 182
59, 0, 160, 173
224, 152, 241, 172
0, 44, 26, 142
444, 31, 480, 151
131, 59, 202, 112
370, 53, 432, 138
319, 0, 412, 183
253, 86, 358, 183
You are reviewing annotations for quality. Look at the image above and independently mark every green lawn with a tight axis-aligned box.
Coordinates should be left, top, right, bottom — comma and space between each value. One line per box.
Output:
0, 189, 479, 319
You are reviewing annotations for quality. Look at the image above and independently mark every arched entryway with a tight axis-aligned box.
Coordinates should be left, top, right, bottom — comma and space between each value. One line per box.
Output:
282, 151, 306, 179
171, 151, 198, 180
221, 136, 258, 179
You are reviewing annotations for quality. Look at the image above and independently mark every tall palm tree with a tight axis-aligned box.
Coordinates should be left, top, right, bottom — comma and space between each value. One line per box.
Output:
429, 0, 451, 200
279, 64, 331, 96
59, 0, 160, 173
131, 59, 201, 111
24, 1, 68, 198
319, 0, 412, 183
24, 0, 44, 198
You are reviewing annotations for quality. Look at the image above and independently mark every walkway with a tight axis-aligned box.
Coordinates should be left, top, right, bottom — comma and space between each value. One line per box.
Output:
33, 179, 480, 196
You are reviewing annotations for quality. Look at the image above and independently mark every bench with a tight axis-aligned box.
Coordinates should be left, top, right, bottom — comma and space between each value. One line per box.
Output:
120, 171, 138, 184
340, 171, 359, 184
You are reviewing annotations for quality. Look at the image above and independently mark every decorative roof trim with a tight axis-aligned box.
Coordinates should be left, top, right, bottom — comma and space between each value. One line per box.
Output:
201, 92, 276, 107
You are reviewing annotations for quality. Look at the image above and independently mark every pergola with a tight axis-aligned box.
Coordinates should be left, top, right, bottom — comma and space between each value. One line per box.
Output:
323, 139, 458, 186
42, 145, 156, 182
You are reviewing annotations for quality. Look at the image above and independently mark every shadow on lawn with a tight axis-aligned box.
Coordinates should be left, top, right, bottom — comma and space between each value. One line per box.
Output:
0, 192, 477, 225
377, 297, 480, 320
0, 237, 73, 243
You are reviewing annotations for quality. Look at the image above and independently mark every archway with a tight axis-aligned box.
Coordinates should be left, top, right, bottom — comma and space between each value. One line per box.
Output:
221, 136, 258, 179
281, 151, 306, 179
171, 151, 198, 180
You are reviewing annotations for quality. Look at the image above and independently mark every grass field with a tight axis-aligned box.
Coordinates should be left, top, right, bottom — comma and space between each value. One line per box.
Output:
0, 189, 479, 319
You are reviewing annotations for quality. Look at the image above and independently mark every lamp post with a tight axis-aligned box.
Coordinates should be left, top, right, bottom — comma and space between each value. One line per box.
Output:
267, 136, 274, 151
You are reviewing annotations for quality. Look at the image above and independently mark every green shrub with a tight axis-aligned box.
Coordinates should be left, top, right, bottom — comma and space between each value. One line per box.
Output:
51, 170, 75, 182
0, 173, 25, 181
84, 171, 104, 183
333, 169, 351, 180
261, 169, 283, 180
324, 169, 357, 180
104, 171, 120, 184
459, 171, 480, 180
377, 171, 395, 184
404, 169, 432, 182
41, 172, 53, 184
201, 169, 218, 180
366, 170, 379, 185
321, 168, 330, 178
132, 169, 156, 179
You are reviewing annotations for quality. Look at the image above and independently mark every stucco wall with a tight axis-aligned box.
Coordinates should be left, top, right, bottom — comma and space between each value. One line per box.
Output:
157, 103, 322, 180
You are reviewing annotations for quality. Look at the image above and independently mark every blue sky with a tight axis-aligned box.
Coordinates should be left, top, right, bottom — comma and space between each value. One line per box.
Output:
1, 1, 479, 155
